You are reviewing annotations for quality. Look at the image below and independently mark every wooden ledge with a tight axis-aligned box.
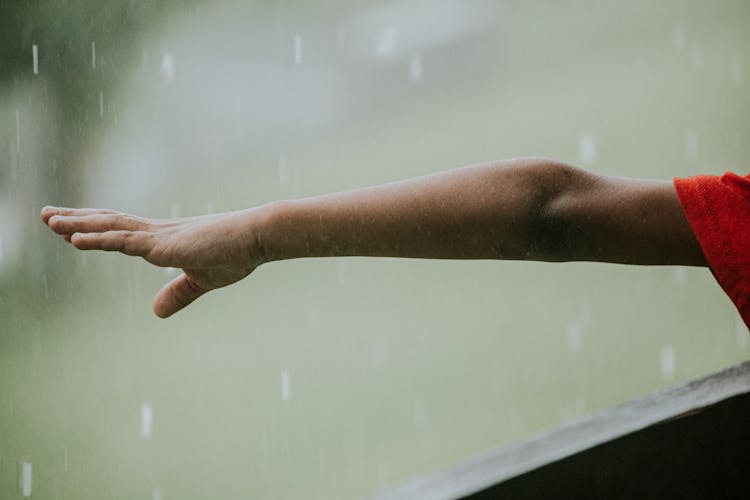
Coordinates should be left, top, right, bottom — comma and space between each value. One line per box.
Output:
372, 360, 750, 500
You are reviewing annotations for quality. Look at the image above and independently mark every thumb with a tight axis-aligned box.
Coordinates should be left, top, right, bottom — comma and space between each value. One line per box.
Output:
153, 273, 208, 318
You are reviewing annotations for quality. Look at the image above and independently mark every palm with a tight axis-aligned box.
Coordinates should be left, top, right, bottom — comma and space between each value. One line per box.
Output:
42, 207, 260, 317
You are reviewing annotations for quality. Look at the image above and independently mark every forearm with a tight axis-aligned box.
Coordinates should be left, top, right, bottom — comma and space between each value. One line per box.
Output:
254, 158, 567, 263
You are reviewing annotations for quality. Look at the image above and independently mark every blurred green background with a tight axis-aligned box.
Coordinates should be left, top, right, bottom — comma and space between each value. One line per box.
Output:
1, 0, 749, 498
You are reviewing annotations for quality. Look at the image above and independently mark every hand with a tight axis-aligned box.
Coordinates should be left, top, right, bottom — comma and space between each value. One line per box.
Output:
41, 206, 265, 318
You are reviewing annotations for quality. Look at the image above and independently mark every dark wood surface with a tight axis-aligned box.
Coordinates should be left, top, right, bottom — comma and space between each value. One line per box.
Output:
373, 361, 750, 500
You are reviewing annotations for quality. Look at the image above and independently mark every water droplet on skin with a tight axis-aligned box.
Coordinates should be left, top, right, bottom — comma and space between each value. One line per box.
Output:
660, 345, 676, 380
140, 403, 153, 440
281, 369, 290, 401
32, 44, 38, 74
293, 35, 302, 65
408, 52, 422, 83
578, 133, 597, 165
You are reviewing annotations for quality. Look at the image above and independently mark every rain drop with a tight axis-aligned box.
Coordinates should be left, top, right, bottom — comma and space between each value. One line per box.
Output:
660, 345, 676, 380
578, 133, 597, 165
160, 52, 176, 82
18, 460, 32, 497
32, 44, 38, 74
99, 91, 104, 117
375, 26, 396, 58
15, 109, 20, 153
671, 266, 687, 286
672, 23, 686, 51
140, 403, 153, 440
281, 369, 290, 401
566, 321, 582, 352
91, 41, 96, 68
294, 35, 302, 65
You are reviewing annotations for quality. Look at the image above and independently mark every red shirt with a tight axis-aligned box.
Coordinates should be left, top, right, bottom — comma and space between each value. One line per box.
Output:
674, 173, 750, 328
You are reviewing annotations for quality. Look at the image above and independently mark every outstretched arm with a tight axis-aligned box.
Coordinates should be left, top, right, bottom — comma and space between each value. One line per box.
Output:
41, 158, 707, 318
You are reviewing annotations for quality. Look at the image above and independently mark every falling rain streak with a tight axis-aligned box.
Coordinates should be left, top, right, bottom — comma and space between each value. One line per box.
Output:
18, 461, 32, 497
578, 133, 597, 165
15, 109, 20, 153
294, 35, 302, 64
660, 345, 676, 380
281, 369, 291, 401
32, 44, 38, 74
99, 91, 104, 116
141, 403, 153, 439
91, 41, 96, 68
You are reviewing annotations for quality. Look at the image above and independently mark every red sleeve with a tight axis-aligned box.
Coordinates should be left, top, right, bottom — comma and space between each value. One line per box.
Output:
673, 172, 750, 328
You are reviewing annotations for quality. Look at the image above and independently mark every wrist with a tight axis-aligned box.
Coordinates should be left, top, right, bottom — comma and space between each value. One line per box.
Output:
242, 200, 293, 265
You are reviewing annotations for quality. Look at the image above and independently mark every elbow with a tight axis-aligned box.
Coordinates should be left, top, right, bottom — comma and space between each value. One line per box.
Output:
520, 160, 585, 262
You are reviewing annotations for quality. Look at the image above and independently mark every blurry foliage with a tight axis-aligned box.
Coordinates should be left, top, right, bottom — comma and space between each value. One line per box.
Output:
1, 0, 196, 186
0, 0, 197, 313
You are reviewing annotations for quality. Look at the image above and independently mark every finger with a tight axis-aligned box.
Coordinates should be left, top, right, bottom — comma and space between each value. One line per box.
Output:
70, 231, 153, 256
152, 273, 208, 318
41, 206, 114, 225
48, 213, 148, 235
